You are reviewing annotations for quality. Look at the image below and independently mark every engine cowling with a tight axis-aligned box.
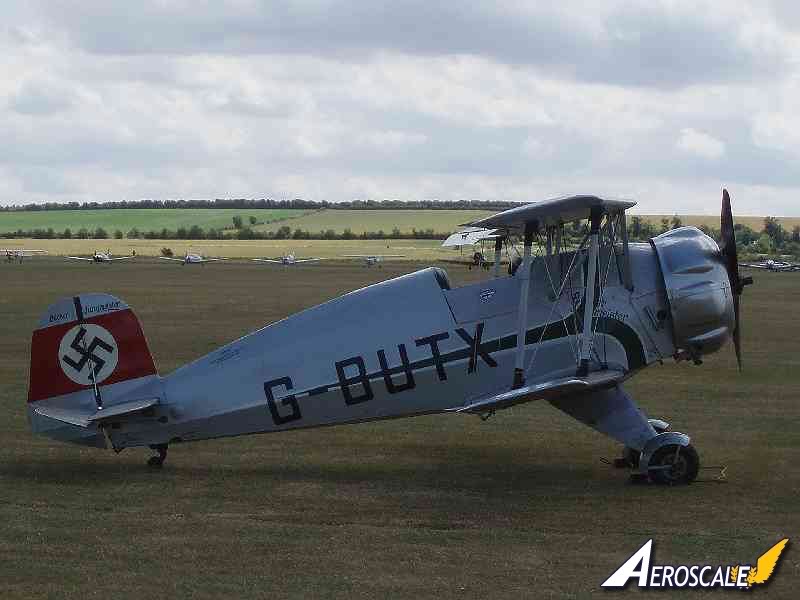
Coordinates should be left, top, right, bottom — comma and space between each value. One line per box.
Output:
651, 227, 735, 360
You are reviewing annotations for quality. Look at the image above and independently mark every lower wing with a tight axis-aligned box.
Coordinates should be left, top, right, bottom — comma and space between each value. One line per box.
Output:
65, 256, 94, 261
454, 370, 625, 414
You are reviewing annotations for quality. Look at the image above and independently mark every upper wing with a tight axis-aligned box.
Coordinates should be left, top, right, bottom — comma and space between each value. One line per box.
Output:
108, 256, 134, 260
65, 256, 94, 261
748, 538, 789, 585
453, 370, 625, 414
252, 258, 283, 263
740, 263, 770, 269
466, 195, 635, 232
293, 258, 323, 263
200, 257, 226, 262
159, 256, 184, 261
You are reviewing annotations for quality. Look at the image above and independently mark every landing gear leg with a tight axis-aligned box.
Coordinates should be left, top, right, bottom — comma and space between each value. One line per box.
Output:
147, 444, 168, 468
616, 419, 670, 469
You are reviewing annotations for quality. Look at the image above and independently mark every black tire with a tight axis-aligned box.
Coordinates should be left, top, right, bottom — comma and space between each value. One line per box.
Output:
648, 444, 699, 485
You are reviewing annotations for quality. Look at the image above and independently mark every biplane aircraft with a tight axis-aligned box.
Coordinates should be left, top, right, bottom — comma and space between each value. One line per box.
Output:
4, 248, 47, 263
252, 254, 323, 266
441, 227, 503, 270
159, 252, 225, 265
65, 250, 134, 263
27, 192, 751, 484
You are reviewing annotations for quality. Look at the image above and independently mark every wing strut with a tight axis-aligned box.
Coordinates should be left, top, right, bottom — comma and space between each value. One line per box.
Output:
513, 222, 536, 388
578, 207, 602, 376
492, 237, 503, 278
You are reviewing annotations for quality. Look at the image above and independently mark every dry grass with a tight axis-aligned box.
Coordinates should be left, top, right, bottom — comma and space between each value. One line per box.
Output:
253, 209, 494, 234
0, 258, 797, 599
0, 238, 448, 261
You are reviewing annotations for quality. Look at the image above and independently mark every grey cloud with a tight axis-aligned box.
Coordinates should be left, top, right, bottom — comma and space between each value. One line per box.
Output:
0, 122, 220, 170
0, 2, 797, 213
9, 80, 74, 115
768, 0, 800, 30
33, 1, 788, 89
14, 166, 78, 195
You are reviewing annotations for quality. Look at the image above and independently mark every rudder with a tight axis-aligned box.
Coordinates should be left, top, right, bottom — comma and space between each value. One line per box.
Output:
28, 294, 160, 446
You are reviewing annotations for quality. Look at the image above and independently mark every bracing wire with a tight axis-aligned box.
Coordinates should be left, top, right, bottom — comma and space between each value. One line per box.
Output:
524, 231, 590, 374
591, 214, 620, 366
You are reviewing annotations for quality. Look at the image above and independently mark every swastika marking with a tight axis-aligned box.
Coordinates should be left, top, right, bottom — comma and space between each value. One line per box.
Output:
58, 324, 118, 386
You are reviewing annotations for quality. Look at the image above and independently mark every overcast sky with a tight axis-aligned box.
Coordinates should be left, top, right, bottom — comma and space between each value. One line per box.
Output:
2, 1, 799, 214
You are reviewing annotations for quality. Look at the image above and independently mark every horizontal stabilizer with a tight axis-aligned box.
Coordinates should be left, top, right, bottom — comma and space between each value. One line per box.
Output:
456, 369, 624, 414
88, 398, 159, 422
35, 398, 159, 428
34, 406, 93, 428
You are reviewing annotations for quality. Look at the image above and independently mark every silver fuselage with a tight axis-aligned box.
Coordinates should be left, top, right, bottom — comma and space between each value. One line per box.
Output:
31, 228, 735, 451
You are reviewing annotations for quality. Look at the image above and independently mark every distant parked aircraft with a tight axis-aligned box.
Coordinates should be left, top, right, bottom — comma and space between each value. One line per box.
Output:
4, 249, 47, 263
159, 252, 226, 265
741, 259, 799, 272
252, 254, 323, 266
342, 254, 404, 267
441, 227, 504, 271
65, 251, 134, 263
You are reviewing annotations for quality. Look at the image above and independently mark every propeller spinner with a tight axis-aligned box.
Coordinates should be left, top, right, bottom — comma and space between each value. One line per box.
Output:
719, 189, 754, 370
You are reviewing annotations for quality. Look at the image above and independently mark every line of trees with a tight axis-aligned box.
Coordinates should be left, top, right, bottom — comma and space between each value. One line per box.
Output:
627, 215, 800, 256
1, 225, 446, 241
0, 198, 517, 212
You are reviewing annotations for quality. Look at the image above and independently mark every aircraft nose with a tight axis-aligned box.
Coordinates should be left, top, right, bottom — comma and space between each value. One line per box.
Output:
651, 227, 735, 361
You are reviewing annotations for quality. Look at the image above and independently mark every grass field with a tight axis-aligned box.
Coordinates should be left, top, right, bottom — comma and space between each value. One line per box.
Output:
253, 209, 494, 234
0, 259, 798, 599
2, 208, 798, 238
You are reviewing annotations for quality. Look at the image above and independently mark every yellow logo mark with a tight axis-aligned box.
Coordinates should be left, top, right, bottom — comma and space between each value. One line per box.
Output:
746, 538, 789, 587
602, 537, 789, 589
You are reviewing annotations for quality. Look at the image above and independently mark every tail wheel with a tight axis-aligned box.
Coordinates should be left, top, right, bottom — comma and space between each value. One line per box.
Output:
648, 444, 699, 485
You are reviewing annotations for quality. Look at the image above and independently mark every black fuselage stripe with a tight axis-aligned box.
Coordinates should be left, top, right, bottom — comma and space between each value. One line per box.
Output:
302, 316, 645, 398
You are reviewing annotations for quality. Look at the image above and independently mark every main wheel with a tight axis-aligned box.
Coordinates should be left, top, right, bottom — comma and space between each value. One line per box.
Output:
648, 444, 699, 485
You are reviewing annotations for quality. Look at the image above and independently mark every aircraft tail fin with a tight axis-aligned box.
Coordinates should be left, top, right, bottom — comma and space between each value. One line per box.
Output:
27, 294, 161, 446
